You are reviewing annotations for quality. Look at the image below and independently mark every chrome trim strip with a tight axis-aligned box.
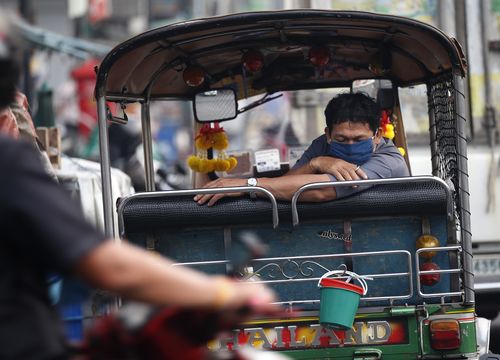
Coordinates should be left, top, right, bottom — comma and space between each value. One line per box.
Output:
97, 95, 115, 238
141, 102, 155, 192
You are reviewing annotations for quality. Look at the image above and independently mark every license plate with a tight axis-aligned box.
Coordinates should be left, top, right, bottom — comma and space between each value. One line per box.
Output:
473, 256, 500, 276
209, 318, 408, 351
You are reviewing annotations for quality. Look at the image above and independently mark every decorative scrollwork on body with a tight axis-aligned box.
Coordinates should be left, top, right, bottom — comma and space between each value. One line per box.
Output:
300, 261, 330, 277
250, 260, 332, 280
282, 260, 300, 279
245, 263, 281, 279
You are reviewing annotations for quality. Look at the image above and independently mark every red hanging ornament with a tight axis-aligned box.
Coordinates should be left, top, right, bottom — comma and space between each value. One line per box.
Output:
309, 46, 330, 67
242, 50, 264, 72
420, 262, 441, 286
183, 65, 205, 87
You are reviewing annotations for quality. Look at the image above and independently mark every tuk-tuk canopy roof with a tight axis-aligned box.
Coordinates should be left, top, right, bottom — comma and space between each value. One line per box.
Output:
95, 10, 466, 101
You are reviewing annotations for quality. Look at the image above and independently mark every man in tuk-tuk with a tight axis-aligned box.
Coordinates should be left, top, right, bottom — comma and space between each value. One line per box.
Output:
195, 92, 409, 206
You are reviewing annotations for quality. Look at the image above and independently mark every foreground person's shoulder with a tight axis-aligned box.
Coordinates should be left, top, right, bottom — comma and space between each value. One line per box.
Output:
0, 136, 40, 171
0, 134, 30, 152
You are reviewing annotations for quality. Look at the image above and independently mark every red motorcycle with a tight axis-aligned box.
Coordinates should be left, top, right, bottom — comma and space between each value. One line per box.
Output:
78, 302, 288, 360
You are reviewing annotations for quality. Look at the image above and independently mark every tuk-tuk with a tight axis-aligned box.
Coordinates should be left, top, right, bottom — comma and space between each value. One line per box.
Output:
94, 10, 488, 359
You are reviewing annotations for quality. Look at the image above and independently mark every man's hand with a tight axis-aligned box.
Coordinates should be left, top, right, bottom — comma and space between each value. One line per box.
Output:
310, 156, 368, 181
194, 177, 246, 206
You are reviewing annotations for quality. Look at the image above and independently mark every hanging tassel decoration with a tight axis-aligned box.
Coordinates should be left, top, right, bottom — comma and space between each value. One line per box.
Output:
380, 109, 395, 140
187, 122, 238, 173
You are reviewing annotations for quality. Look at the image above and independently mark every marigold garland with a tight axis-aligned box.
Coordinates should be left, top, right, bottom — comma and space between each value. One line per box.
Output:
381, 110, 406, 157
187, 122, 238, 173
380, 109, 395, 140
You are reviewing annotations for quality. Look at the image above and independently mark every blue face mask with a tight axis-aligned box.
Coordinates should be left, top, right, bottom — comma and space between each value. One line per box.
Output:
328, 138, 374, 165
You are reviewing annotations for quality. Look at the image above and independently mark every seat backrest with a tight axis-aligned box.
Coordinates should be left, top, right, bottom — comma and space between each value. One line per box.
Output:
120, 180, 448, 233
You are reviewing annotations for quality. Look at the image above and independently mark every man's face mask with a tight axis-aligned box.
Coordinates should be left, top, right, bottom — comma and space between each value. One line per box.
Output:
328, 136, 374, 165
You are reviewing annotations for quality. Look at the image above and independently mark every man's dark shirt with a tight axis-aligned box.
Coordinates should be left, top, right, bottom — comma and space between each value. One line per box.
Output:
0, 136, 106, 359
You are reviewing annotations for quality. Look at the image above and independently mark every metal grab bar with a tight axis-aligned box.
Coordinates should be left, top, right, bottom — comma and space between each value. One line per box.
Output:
290, 176, 454, 226
415, 245, 463, 298
117, 186, 279, 236
174, 249, 414, 303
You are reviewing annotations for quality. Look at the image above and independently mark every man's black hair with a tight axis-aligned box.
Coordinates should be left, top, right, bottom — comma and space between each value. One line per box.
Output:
324, 92, 380, 133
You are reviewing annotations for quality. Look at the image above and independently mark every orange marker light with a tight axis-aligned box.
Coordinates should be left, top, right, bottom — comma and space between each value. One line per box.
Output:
430, 319, 460, 350
416, 234, 440, 259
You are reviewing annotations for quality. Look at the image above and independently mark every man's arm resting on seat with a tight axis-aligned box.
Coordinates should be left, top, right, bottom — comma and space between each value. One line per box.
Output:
285, 160, 316, 175
286, 156, 368, 180
194, 173, 337, 206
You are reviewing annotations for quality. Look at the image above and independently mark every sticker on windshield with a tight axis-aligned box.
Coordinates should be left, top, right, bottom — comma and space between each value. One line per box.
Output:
255, 149, 281, 173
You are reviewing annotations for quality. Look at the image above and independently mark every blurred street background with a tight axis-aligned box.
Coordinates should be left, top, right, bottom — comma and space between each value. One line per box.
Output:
1, 0, 500, 351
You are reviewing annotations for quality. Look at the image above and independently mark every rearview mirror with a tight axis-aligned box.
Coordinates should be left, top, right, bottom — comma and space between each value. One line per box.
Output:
193, 88, 238, 122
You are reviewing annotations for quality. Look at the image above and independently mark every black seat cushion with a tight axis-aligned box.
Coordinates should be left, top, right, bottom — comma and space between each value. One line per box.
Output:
121, 180, 448, 234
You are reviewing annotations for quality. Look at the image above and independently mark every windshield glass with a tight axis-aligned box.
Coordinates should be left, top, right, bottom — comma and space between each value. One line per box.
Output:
222, 88, 349, 162
147, 80, 430, 188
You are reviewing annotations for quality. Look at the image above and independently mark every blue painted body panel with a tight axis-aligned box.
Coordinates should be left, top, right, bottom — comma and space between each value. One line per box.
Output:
127, 215, 451, 308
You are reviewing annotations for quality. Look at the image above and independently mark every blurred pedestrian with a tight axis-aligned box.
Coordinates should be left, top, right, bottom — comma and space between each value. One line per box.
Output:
0, 14, 56, 179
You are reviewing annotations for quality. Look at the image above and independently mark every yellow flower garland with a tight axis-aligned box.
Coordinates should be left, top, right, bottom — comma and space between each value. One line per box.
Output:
187, 123, 238, 173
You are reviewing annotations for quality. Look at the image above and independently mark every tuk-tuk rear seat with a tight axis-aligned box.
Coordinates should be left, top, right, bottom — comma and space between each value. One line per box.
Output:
120, 179, 448, 233
120, 179, 453, 307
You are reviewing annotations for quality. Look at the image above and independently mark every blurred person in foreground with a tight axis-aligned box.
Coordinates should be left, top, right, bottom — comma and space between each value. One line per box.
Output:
0, 15, 276, 360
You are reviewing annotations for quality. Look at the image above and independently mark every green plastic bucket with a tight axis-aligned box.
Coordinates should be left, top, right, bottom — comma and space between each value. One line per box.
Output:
318, 270, 368, 330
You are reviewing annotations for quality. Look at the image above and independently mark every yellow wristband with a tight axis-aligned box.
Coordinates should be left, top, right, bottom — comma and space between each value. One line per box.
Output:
213, 278, 234, 309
